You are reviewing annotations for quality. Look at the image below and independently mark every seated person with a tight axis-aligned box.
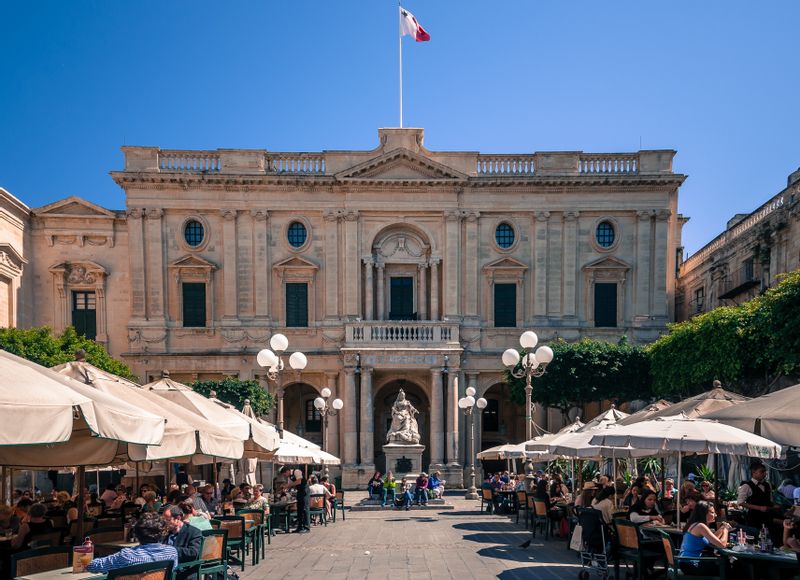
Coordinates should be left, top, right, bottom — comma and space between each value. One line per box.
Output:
320, 476, 336, 518
367, 471, 383, 501
12, 503, 54, 550
427, 471, 444, 498
622, 484, 642, 509
86, 512, 179, 573
629, 490, 665, 525
395, 478, 413, 510
782, 515, 799, 552
0, 505, 20, 534
679, 501, 731, 576
414, 473, 429, 506
591, 486, 617, 525
680, 492, 701, 523
162, 505, 203, 580
699, 481, 716, 502
382, 472, 398, 507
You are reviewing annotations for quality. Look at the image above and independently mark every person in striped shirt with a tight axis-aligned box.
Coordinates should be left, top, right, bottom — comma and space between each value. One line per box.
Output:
86, 512, 178, 573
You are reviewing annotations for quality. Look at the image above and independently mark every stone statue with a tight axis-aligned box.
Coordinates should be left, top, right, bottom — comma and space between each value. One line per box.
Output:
386, 389, 421, 444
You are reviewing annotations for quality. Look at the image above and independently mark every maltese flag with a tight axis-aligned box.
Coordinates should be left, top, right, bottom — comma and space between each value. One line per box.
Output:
400, 6, 430, 42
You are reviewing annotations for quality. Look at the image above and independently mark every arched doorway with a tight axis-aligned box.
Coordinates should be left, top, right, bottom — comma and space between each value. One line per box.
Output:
282, 382, 323, 447
479, 382, 526, 477
372, 379, 430, 474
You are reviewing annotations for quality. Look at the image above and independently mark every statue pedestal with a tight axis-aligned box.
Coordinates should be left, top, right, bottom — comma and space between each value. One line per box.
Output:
383, 444, 425, 478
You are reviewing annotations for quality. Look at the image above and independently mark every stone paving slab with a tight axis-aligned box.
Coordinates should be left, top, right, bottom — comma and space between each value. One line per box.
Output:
242, 491, 588, 579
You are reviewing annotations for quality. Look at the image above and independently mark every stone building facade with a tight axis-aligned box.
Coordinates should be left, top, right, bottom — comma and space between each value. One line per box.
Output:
0, 128, 686, 487
676, 168, 800, 321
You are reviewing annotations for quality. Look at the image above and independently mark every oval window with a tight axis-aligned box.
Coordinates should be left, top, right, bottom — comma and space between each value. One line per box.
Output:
596, 221, 615, 248
184, 220, 204, 247
287, 221, 308, 248
495, 223, 515, 249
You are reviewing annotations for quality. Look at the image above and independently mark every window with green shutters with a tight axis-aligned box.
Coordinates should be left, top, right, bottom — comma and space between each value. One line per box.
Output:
286, 283, 309, 327
182, 283, 206, 327
389, 277, 415, 320
594, 283, 617, 327
494, 283, 516, 327
72, 291, 97, 340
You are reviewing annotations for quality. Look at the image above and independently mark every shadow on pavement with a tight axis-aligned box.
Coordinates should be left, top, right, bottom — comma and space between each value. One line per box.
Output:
453, 522, 529, 532
496, 564, 583, 580
461, 532, 531, 545
437, 510, 496, 517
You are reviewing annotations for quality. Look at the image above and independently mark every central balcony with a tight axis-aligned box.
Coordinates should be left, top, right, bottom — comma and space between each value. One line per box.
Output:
344, 321, 460, 348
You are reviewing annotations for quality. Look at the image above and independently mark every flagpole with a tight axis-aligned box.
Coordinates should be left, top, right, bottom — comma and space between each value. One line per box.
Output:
398, 3, 403, 128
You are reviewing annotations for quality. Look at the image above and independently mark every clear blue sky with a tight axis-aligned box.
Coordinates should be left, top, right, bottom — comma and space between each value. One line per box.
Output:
1, 1, 798, 254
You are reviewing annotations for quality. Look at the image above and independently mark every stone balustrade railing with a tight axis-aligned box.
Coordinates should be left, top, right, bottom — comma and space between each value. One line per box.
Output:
476, 155, 536, 176
159, 150, 222, 172
578, 153, 638, 174
266, 153, 325, 174
345, 321, 459, 346
682, 192, 786, 273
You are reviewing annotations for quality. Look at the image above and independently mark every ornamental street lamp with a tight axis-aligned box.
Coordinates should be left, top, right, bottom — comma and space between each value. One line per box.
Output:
458, 387, 487, 500
257, 333, 308, 437
502, 331, 554, 478
313, 387, 343, 454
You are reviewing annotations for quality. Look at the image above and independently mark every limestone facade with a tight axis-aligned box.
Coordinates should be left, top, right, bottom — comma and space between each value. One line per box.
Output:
0, 128, 686, 488
676, 168, 800, 321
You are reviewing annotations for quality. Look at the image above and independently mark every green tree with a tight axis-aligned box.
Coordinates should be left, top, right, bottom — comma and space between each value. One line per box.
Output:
0, 325, 137, 380
190, 377, 274, 417
503, 337, 652, 421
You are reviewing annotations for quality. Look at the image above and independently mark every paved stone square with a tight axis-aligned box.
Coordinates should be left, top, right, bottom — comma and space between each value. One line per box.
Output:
245, 492, 585, 579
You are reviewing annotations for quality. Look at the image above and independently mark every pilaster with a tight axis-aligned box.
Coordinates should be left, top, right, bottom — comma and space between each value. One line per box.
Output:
429, 258, 440, 321
533, 211, 550, 320
363, 256, 374, 320
144, 208, 166, 321
360, 367, 374, 466
429, 367, 444, 466
127, 208, 146, 319
343, 368, 357, 465
376, 262, 386, 321
221, 209, 239, 321
653, 209, 671, 319
547, 212, 563, 316
563, 211, 579, 317
344, 210, 360, 318
325, 372, 341, 458
443, 210, 461, 319
464, 211, 480, 318
417, 262, 428, 320
635, 210, 653, 319
323, 210, 339, 320
252, 210, 270, 319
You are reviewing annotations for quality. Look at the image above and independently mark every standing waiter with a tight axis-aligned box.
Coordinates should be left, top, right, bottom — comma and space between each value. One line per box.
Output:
737, 462, 779, 541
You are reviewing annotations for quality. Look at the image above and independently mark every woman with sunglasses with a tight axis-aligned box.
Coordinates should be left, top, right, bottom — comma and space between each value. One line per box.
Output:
699, 480, 716, 502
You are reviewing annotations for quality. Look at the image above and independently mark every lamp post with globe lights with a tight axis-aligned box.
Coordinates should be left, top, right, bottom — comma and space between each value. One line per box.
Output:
313, 388, 343, 454
458, 387, 487, 500
501, 331, 554, 478
256, 333, 308, 437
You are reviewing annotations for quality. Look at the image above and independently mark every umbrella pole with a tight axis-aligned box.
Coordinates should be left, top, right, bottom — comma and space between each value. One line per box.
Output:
135, 462, 140, 497
676, 451, 682, 529
165, 459, 171, 493
76, 466, 86, 542
212, 457, 217, 486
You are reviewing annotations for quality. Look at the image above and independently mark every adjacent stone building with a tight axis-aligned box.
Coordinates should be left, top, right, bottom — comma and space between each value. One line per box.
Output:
0, 128, 686, 487
676, 168, 800, 321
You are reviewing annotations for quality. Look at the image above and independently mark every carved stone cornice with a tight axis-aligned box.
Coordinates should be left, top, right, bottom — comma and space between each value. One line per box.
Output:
637, 210, 654, 221
444, 210, 462, 222
251, 209, 269, 221
323, 209, 340, 222
564, 210, 580, 222
429, 257, 441, 267
144, 208, 164, 220
463, 210, 480, 222
221, 209, 238, 221
535, 211, 551, 222
655, 209, 672, 221
126, 208, 144, 220
343, 210, 359, 222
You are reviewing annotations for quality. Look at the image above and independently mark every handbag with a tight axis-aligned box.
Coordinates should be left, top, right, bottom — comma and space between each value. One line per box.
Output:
569, 523, 583, 552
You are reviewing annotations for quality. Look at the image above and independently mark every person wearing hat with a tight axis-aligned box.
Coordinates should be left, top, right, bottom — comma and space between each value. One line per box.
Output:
414, 473, 429, 506
575, 481, 597, 507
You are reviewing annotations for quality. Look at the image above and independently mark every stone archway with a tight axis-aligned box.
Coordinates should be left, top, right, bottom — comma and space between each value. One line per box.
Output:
372, 379, 430, 474
283, 382, 323, 447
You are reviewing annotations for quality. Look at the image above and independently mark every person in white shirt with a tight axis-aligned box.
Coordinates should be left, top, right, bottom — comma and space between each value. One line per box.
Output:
777, 479, 796, 501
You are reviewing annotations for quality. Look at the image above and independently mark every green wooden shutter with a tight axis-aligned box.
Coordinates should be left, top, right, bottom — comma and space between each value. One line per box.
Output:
72, 291, 97, 340
286, 283, 309, 327
182, 283, 207, 327
594, 283, 617, 327
389, 277, 414, 320
494, 283, 517, 327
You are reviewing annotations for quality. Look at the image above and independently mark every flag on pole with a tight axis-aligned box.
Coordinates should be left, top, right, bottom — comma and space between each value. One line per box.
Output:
399, 6, 430, 42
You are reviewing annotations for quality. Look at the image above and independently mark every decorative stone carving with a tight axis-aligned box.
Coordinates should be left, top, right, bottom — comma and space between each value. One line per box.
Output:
323, 209, 339, 222
535, 211, 551, 222
126, 208, 144, 219
375, 234, 427, 260
67, 265, 100, 285
637, 210, 654, 221
344, 210, 359, 222
564, 211, 580, 222
145, 208, 164, 220
444, 210, 461, 222
221, 209, 238, 221
655, 209, 672, 221
251, 209, 269, 221
386, 389, 421, 444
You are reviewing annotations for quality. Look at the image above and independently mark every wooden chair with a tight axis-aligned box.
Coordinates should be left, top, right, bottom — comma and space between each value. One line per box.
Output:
236, 509, 263, 564
199, 529, 228, 580
515, 491, 529, 526
210, 518, 221, 529
309, 494, 327, 527
480, 488, 495, 513
11, 546, 72, 578
86, 504, 104, 518
28, 530, 64, 548
658, 530, 724, 580
216, 515, 246, 571
333, 490, 346, 522
532, 500, 550, 540
614, 519, 663, 580
48, 514, 68, 530
105, 559, 174, 580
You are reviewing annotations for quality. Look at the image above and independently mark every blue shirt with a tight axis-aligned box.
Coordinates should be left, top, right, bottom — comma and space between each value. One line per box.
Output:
86, 543, 178, 573
679, 529, 710, 558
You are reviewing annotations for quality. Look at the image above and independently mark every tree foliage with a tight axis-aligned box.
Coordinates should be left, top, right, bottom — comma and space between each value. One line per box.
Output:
503, 337, 652, 419
0, 326, 137, 380
648, 269, 800, 397
190, 377, 274, 417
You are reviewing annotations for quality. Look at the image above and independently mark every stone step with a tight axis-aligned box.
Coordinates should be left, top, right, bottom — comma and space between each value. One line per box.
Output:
350, 502, 454, 512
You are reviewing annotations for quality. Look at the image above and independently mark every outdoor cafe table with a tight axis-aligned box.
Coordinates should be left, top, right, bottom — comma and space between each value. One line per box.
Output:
269, 500, 297, 533
495, 490, 517, 514
15, 568, 105, 580
718, 547, 798, 580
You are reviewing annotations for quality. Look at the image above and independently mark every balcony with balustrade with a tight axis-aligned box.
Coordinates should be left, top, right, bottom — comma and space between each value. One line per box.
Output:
344, 321, 460, 348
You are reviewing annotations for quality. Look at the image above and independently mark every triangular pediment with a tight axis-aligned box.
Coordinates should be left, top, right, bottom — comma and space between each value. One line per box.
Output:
273, 255, 319, 270
169, 255, 217, 270
336, 148, 468, 181
583, 256, 631, 270
33, 196, 116, 218
482, 257, 529, 271
0, 243, 28, 268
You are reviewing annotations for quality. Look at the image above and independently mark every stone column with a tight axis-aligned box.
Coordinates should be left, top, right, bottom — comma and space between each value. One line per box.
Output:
563, 211, 579, 317
252, 210, 270, 319
360, 367, 374, 467
447, 370, 460, 466
443, 211, 461, 319
363, 257, 374, 320
221, 209, 239, 321
343, 368, 357, 465
344, 211, 360, 318
464, 211, 480, 318
635, 210, 653, 319
323, 210, 339, 320
429, 367, 444, 466
127, 209, 146, 319
376, 262, 386, 321
429, 258, 440, 321
325, 372, 340, 458
653, 210, 671, 319
238, 210, 255, 318
417, 262, 427, 320
547, 212, 563, 316
534, 212, 550, 320
144, 208, 166, 320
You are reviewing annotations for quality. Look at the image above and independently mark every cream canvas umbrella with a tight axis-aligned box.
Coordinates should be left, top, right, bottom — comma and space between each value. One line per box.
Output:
526, 409, 628, 454
52, 361, 244, 462
588, 413, 783, 526
144, 372, 280, 457
477, 443, 527, 460
703, 383, 800, 448
621, 382, 748, 424
616, 400, 673, 426
0, 350, 166, 467
523, 418, 585, 458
